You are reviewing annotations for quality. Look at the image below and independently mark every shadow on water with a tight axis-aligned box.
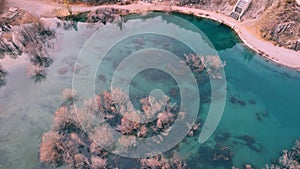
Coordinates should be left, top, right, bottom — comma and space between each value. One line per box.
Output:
1, 22, 56, 84
0, 65, 7, 88
242, 46, 255, 62
29, 55, 53, 83
187, 144, 234, 169
171, 12, 241, 51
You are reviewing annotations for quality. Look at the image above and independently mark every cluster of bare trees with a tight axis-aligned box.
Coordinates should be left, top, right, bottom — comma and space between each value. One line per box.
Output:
264, 140, 300, 169
40, 88, 192, 168
97, 89, 178, 137
184, 54, 225, 79
140, 154, 187, 169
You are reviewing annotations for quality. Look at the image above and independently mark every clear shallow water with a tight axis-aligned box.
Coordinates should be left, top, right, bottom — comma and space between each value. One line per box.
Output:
0, 13, 300, 169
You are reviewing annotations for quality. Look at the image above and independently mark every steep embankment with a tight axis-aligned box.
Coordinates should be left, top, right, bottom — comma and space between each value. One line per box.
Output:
255, 0, 300, 50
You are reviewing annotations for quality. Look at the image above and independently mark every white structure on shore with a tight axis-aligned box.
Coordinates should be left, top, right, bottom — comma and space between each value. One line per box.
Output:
230, 0, 252, 20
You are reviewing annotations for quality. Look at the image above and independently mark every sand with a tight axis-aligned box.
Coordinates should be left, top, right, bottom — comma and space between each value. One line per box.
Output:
6, 0, 300, 70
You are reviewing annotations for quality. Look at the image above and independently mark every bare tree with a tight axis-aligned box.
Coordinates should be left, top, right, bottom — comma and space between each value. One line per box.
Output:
40, 88, 189, 168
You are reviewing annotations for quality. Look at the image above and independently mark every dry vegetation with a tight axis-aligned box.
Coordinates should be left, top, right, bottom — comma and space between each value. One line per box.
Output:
264, 140, 300, 169
257, 0, 300, 50
40, 88, 193, 168
184, 54, 225, 79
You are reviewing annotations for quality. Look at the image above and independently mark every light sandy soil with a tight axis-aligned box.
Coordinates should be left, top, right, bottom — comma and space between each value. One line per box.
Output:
6, 0, 300, 70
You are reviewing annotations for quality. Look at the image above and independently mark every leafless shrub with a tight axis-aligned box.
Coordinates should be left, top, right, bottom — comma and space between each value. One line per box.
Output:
117, 135, 137, 152
184, 54, 225, 79
53, 106, 82, 135
157, 111, 175, 129
53, 106, 70, 129
279, 150, 297, 168
264, 140, 300, 169
91, 125, 114, 148
184, 54, 205, 73
293, 140, 300, 155
62, 88, 78, 104
40, 131, 64, 167
76, 99, 102, 132
116, 117, 140, 135
91, 156, 107, 169
137, 125, 148, 137
73, 154, 90, 169
187, 122, 201, 136
40, 88, 188, 168
140, 154, 187, 169
90, 141, 108, 157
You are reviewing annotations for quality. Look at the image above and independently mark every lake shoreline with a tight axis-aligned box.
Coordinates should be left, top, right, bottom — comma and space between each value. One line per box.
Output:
6, 0, 300, 71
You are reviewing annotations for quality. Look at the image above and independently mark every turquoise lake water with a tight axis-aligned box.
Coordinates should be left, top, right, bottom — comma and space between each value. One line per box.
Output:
0, 12, 300, 169
176, 13, 300, 168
